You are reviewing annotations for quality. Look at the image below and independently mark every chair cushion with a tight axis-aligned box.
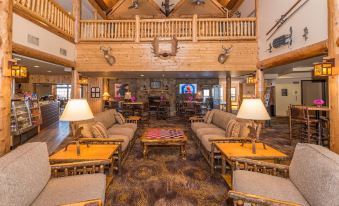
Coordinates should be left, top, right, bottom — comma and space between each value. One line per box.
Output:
289, 143, 339, 206
115, 112, 126, 124
191, 122, 217, 133
108, 135, 130, 151
0, 143, 51, 206
196, 127, 226, 140
91, 122, 108, 138
200, 134, 228, 152
112, 123, 137, 133
32, 174, 106, 206
107, 127, 134, 141
233, 170, 310, 206
94, 110, 115, 129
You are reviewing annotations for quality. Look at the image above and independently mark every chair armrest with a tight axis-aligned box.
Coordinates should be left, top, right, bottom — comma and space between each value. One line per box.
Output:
228, 191, 302, 206
230, 157, 289, 178
190, 116, 204, 123
79, 138, 125, 143
50, 160, 110, 178
59, 199, 102, 206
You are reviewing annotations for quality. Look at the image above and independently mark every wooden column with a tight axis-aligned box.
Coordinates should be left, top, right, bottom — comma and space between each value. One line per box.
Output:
71, 69, 80, 99
0, 0, 13, 156
255, 69, 265, 100
239, 83, 244, 106
226, 72, 232, 112
328, 0, 339, 153
192, 14, 198, 42
135, 15, 140, 43
73, 0, 81, 43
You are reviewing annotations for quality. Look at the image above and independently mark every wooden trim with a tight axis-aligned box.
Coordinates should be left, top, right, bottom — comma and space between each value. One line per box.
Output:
12, 43, 75, 68
257, 41, 328, 69
13, 6, 74, 43
88, 0, 107, 19
170, 0, 227, 18
108, 0, 125, 15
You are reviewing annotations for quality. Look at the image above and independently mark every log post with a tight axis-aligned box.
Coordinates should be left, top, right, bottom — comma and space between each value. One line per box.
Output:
192, 14, 198, 42
0, 0, 13, 156
226, 72, 232, 112
327, 0, 339, 153
255, 69, 265, 100
239, 82, 244, 106
71, 69, 80, 99
73, 0, 81, 43
135, 15, 140, 43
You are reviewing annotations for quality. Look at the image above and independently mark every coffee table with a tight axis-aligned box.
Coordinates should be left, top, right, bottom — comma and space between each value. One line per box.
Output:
140, 128, 187, 159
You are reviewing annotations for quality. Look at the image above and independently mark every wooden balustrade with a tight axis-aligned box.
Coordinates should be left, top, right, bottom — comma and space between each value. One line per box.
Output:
80, 20, 136, 41
13, 0, 75, 39
79, 16, 256, 42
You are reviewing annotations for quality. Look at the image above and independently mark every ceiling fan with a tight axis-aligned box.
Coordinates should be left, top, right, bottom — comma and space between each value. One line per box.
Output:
192, 0, 205, 5
128, 0, 139, 9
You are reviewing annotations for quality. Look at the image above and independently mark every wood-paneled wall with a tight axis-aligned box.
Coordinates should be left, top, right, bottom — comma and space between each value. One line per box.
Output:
76, 41, 257, 72
86, 77, 103, 114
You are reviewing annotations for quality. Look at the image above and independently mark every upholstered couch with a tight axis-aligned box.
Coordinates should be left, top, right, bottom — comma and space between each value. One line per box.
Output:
229, 143, 339, 206
75, 109, 137, 166
0, 142, 109, 206
190, 109, 252, 174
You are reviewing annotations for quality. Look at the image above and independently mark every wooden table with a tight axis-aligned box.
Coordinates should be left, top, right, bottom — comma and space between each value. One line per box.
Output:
215, 143, 288, 188
305, 106, 330, 111
127, 116, 141, 125
49, 144, 121, 179
140, 128, 187, 159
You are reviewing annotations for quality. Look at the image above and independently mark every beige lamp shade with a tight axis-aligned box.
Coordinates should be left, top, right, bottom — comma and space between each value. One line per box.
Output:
237, 99, 270, 120
124, 91, 132, 100
60, 99, 94, 122
102, 92, 111, 98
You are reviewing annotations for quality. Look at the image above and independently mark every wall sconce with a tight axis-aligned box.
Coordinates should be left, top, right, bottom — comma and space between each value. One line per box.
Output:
11, 65, 27, 78
246, 75, 256, 84
79, 76, 89, 85
313, 58, 334, 77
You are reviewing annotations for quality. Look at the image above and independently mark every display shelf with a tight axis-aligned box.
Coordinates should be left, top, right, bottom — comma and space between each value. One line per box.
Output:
11, 100, 33, 134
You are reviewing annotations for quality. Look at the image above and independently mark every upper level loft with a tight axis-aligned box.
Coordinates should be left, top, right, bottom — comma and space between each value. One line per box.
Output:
13, 0, 256, 42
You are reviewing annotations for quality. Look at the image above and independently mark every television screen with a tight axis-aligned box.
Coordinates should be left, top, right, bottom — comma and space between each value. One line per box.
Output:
179, 84, 197, 94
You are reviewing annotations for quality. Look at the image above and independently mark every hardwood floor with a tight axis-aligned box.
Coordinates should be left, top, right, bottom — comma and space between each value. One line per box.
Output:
28, 121, 70, 154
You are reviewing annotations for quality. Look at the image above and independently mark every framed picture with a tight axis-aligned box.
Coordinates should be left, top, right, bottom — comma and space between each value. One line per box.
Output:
281, 89, 288, 96
91, 87, 100, 98
150, 81, 161, 89
114, 84, 122, 98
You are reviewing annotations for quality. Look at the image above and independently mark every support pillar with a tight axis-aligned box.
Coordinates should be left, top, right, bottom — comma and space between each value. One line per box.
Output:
328, 0, 339, 153
255, 69, 265, 100
226, 72, 232, 113
71, 69, 80, 99
73, 0, 81, 43
0, 0, 13, 156
239, 83, 244, 106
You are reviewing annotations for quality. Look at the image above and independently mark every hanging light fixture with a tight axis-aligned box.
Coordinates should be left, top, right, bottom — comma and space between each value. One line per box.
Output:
11, 65, 28, 78
313, 58, 334, 77
246, 75, 256, 84
78, 76, 89, 85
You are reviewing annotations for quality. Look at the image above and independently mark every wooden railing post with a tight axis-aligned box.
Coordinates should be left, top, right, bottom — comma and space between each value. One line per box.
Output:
192, 14, 198, 42
73, 0, 81, 43
135, 15, 140, 42
71, 69, 80, 99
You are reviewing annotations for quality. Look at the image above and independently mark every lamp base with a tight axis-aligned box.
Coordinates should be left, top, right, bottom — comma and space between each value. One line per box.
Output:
64, 126, 89, 156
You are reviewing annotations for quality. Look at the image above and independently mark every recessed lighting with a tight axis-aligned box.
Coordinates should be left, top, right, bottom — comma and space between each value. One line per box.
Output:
47, 70, 52, 73
14, 58, 21, 61
34, 65, 40, 68
140, 74, 144, 77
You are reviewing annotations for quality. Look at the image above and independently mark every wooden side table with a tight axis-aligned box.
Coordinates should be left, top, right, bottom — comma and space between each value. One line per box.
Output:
215, 143, 288, 188
127, 116, 141, 126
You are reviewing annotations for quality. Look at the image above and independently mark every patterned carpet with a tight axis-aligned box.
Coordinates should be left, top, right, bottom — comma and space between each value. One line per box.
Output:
56, 116, 294, 206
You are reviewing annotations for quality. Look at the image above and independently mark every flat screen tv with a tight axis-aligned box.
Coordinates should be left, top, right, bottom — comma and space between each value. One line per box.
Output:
179, 84, 197, 94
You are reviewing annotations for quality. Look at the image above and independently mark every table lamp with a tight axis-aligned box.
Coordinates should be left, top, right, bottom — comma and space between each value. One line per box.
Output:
102, 92, 111, 101
124, 91, 132, 102
60, 99, 94, 156
237, 99, 271, 154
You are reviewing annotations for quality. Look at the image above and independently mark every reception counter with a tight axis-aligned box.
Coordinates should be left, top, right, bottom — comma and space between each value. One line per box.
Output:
40, 101, 60, 129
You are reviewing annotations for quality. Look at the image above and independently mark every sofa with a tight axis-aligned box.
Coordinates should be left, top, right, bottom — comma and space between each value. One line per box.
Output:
190, 109, 253, 174
229, 143, 339, 206
0, 142, 109, 206
75, 109, 137, 167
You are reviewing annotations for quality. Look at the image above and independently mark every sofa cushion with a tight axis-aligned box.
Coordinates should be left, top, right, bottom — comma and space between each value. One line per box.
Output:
78, 121, 95, 138
212, 110, 236, 130
0, 142, 51, 206
289, 143, 339, 206
32, 173, 106, 206
115, 112, 126, 124
196, 127, 226, 140
191, 122, 217, 133
108, 135, 130, 151
107, 127, 134, 141
200, 134, 228, 152
91, 122, 108, 138
203, 111, 211, 123
233, 170, 310, 206
238, 120, 252, 138
112, 123, 137, 133
225, 119, 241, 137
94, 110, 115, 129
206, 109, 216, 124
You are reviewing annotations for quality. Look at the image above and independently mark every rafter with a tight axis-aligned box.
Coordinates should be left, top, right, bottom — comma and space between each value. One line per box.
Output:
170, 0, 228, 18
88, 0, 107, 18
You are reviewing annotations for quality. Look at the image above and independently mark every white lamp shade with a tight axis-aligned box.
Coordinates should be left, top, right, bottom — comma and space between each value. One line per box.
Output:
237, 99, 270, 120
124, 92, 132, 99
60, 99, 94, 122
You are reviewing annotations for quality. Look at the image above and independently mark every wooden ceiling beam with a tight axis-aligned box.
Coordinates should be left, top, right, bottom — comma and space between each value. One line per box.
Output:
88, 0, 107, 19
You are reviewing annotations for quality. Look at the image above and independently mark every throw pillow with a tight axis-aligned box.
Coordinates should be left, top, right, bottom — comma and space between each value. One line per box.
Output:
91, 122, 108, 138
206, 109, 216, 124
78, 122, 94, 138
115, 112, 126, 124
203, 111, 211, 123
225, 119, 241, 137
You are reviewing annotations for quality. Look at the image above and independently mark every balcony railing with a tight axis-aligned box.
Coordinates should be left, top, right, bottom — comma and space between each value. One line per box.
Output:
14, 0, 75, 39
80, 16, 256, 42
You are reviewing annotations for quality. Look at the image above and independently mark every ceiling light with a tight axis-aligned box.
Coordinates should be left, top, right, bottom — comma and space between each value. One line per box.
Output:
47, 70, 52, 73
140, 74, 144, 77
14, 58, 21, 61
34, 65, 40, 68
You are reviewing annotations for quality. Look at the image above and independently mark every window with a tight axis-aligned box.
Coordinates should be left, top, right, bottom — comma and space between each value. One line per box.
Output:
231, 87, 236, 101
56, 85, 72, 100
203, 89, 210, 101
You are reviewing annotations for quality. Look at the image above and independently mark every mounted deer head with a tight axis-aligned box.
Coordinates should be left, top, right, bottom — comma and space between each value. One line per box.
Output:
151, 36, 179, 59
218, 45, 233, 64
100, 46, 116, 66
